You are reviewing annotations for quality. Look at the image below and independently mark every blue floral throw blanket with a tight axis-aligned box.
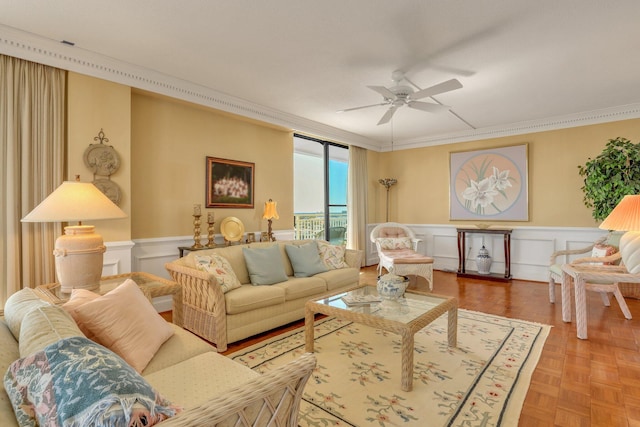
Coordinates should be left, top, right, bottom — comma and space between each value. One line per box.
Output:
4, 337, 180, 427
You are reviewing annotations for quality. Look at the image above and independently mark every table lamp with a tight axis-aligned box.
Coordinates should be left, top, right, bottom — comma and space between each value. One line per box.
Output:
262, 199, 279, 242
598, 194, 640, 273
21, 176, 127, 292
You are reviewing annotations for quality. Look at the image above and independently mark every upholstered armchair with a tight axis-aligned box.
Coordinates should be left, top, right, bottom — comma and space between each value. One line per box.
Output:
370, 222, 434, 290
548, 233, 631, 319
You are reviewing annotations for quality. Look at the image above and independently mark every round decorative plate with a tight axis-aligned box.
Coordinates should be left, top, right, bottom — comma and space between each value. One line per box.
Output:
92, 178, 122, 205
83, 144, 120, 176
220, 217, 245, 242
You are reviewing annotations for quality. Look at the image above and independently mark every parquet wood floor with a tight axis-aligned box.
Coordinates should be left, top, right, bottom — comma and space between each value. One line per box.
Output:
164, 266, 640, 426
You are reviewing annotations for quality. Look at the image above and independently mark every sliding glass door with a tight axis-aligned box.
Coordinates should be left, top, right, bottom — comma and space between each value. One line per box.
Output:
293, 135, 348, 245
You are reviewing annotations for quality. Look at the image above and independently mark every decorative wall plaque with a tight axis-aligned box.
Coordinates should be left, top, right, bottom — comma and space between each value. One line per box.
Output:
84, 129, 122, 205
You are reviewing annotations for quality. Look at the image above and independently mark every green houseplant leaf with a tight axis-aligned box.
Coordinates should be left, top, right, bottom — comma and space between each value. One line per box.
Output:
578, 137, 640, 221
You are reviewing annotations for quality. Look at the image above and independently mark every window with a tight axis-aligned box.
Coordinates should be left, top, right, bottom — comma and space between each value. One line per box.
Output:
293, 135, 348, 245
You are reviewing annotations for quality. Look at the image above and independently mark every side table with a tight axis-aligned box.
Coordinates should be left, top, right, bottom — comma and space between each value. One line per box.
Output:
456, 227, 512, 282
560, 263, 632, 339
35, 272, 183, 326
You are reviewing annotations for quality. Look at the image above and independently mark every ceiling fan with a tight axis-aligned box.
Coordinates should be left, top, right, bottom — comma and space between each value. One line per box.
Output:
338, 70, 463, 125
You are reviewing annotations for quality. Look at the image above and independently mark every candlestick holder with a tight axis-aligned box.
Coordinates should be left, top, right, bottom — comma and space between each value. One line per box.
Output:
206, 218, 216, 248
191, 214, 203, 249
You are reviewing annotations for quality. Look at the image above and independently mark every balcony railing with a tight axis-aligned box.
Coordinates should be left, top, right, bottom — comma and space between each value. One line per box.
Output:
294, 213, 347, 245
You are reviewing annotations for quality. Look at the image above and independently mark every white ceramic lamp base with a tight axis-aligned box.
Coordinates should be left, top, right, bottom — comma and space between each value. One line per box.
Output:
54, 225, 106, 293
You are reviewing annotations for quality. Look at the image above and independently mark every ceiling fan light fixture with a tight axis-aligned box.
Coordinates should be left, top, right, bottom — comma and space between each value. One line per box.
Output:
339, 72, 463, 125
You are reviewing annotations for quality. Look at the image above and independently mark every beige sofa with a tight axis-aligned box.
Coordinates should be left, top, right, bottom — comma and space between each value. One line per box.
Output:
0, 292, 315, 426
166, 240, 363, 351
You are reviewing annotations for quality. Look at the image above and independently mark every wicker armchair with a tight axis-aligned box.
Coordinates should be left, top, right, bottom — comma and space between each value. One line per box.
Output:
548, 234, 631, 319
159, 352, 316, 426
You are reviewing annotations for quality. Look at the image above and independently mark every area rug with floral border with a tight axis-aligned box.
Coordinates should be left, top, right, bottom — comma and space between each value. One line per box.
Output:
228, 310, 550, 427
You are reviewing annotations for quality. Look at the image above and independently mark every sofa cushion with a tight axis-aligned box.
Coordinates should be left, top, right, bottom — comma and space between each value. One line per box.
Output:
317, 240, 349, 269
194, 253, 242, 292
3, 287, 49, 340
315, 267, 360, 291
249, 241, 296, 276
19, 304, 84, 357
4, 336, 179, 427
70, 279, 174, 373
243, 245, 288, 285
285, 241, 328, 277
0, 318, 20, 427
142, 324, 216, 376
224, 284, 285, 315
273, 276, 327, 301
145, 352, 258, 408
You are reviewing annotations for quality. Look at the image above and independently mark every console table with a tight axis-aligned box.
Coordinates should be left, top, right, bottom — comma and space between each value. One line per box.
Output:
456, 228, 512, 282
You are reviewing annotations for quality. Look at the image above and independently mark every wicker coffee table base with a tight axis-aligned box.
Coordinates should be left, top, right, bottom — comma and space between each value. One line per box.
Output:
305, 292, 457, 392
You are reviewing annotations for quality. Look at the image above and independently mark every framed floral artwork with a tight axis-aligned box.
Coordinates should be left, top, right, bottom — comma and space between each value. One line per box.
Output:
206, 157, 254, 208
449, 144, 528, 221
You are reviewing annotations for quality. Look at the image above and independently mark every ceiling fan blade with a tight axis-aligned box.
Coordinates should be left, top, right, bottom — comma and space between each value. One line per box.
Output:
367, 85, 397, 100
407, 101, 451, 113
337, 102, 388, 113
409, 78, 462, 100
377, 106, 398, 125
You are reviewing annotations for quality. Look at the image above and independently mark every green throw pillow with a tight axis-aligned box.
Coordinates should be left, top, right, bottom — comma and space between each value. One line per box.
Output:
242, 245, 288, 285
285, 241, 328, 277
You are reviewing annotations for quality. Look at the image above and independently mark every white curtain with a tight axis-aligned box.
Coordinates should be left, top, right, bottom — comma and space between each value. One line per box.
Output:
0, 55, 66, 306
347, 146, 367, 258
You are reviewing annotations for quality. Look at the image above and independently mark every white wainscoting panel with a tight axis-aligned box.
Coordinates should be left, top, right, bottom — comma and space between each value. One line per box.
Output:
366, 224, 607, 282
102, 241, 134, 277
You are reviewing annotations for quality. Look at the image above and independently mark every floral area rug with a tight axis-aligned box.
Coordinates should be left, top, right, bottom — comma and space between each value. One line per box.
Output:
228, 310, 550, 427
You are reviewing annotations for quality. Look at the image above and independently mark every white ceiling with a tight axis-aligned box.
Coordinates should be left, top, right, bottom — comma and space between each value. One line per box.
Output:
2, 0, 640, 151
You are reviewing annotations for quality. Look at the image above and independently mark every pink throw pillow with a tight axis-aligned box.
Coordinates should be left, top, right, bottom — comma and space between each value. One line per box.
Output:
71, 279, 174, 373
62, 289, 100, 338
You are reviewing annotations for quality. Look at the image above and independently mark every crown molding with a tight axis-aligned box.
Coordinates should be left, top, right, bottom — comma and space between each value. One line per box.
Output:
384, 104, 640, 152
0, 24, 380, 151
3, 24, 639, 154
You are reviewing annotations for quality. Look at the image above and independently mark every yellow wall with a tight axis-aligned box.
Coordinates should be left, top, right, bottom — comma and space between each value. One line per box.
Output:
370, 119, 640, 227
130, 90, 293, 239
66, 73, 131, 241
67, 72, 640, 237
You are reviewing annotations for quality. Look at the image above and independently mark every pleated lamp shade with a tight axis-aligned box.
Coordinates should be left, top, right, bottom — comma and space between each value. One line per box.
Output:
22, 178, 127, 292
599, 195, 640, 273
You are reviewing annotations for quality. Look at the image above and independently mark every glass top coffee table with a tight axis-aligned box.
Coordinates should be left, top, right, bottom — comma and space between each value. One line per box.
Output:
305, 285, 457, 392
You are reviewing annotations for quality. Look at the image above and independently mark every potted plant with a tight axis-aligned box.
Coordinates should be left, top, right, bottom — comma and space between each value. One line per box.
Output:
578, 137, 640, 221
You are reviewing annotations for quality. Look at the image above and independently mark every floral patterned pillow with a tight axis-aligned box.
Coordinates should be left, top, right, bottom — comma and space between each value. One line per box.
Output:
4, 336, 179, 427
376, 237, 412, 250
195, 254, 242, 293
317, 240, 349, 269
590, 244, 619, 265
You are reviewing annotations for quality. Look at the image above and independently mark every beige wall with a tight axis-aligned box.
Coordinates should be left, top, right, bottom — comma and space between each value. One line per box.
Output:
130, 90, 293, 239
67, 72, 132, 242
66, 72, 640, 238
369, 119, 640, 227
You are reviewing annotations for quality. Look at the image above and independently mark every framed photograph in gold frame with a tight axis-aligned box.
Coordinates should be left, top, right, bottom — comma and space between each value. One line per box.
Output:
206, 157, 254, 208
449, 144, 528, 221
